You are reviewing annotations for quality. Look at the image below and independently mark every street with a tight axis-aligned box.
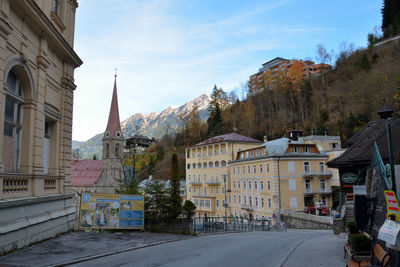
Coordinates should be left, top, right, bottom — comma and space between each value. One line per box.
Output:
69, 230, 346, 267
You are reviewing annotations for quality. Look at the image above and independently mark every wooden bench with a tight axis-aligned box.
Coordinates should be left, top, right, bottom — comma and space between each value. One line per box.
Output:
346, 236, 390, 267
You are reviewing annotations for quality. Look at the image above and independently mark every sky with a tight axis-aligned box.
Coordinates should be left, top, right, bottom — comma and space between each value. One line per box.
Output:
72, 0, 383, 142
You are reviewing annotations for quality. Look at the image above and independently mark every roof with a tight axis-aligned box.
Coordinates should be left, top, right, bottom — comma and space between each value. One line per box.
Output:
104, 76, 123, 139
328, 118, 400, 168
190, 132, 262, 147
71, 159, 103, 187
231, 137, 327, 163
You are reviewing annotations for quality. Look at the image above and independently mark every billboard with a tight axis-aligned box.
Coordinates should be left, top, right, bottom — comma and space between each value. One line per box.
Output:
79, 193, 144, 230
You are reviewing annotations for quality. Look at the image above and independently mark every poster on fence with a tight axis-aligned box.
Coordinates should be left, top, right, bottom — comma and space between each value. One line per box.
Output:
79, 193, 144, 230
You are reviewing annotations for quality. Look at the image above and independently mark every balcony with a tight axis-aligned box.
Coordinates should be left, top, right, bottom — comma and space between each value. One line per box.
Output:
319, 189, 332, 195
189, 180, 202, 185
206, 179, 220, 185
303, 170, 332, 178
191, 193, 215, 198
241, 204, 254, 211
304, 188, 318, 195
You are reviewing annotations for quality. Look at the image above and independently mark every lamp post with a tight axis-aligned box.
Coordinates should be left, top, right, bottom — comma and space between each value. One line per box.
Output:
223, 174, 227, 231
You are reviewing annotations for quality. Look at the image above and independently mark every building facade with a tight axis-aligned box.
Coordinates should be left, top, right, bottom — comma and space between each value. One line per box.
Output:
0, 0, 82, 254
248, 57, 332, 93
185, 133, 262, 218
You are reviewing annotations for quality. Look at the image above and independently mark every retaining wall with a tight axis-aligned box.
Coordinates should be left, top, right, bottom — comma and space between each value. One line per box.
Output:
281, 210, 333, 230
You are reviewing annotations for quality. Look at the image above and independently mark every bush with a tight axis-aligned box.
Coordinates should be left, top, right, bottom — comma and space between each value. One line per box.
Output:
349, 234, 371, 252
347, 222, 358, 234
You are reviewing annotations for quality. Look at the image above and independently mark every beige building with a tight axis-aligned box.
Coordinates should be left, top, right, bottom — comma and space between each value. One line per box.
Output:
185, 133, 262, 218
229, 133, 342, 222
0, 0, 82, 254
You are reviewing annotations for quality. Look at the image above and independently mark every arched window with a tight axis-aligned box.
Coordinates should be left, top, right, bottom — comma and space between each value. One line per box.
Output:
197, 163, 202, 168
192, 163, 196, 169
106, 143, 110, 158
215, 161, 220, 167
3, 70, 24, 172
115, 143, 119, 157
209, 161, 213, 168
203, 162, 207, 168
221, 160, 226, 167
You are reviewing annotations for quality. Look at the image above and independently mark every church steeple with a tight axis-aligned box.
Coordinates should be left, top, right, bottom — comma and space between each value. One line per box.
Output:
104, 75, 123, 140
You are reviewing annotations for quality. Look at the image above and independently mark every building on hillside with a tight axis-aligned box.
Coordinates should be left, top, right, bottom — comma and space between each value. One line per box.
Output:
185, 133, 263, 218
0, 0, 82, 253
248, 57, 332, 93
229, 131, 342, 222
71, 76, 125, 194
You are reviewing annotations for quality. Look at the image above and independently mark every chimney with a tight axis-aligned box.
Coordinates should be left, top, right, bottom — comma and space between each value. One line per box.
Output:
263, 136, 268, 142
287, 130, 303, 141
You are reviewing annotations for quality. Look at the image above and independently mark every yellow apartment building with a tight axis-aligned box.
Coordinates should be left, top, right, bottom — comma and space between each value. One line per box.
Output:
229, 133, 341, 222
185, 133, 262, 218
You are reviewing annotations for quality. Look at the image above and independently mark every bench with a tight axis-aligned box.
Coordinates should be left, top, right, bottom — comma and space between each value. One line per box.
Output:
345, 232, 390, 267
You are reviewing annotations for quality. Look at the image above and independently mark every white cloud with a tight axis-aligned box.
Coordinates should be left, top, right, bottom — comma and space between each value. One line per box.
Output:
72, 0, 344, 141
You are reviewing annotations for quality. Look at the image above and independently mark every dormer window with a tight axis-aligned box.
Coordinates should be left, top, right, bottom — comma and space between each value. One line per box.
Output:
292, 146, 299, 153
304, 146, 310, 153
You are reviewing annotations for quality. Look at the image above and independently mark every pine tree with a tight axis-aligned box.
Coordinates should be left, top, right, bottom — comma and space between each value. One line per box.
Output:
169, 153, 181, 218
207, 85, 224, 137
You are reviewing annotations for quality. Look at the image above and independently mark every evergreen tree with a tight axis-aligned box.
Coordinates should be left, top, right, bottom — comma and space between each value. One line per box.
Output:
382, 0, 400, 37
169, 153, 181, 218
207, 85, 224, 137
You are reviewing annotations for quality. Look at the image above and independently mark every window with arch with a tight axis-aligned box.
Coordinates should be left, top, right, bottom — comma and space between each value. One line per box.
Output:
215, 161, 220, 167
192, 163, 196, 169
115, 143, 119, 157
209, 161, 213, 168
221, 160, 226, 167
3, 70, 24, 172
203, 162, 207, 168
106, 143, 109, 158
197, 163, 201, 168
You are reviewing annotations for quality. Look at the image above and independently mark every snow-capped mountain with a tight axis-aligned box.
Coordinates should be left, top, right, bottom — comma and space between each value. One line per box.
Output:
73, 94, 212, 159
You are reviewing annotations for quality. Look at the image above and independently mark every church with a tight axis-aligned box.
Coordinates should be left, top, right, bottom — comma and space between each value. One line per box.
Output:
71, 76, 125, 193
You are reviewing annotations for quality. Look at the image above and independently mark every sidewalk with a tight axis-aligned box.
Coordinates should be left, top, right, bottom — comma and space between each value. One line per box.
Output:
0, 231, 192, 267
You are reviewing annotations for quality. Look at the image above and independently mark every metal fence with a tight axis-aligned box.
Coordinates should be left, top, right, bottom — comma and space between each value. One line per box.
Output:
193, 216, 286, 233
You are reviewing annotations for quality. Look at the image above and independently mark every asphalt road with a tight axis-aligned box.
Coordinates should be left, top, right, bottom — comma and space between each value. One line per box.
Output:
70, 230, 346, 267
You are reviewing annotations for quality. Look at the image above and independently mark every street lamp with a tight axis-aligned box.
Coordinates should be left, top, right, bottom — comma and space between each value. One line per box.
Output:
223, 174, 227, 231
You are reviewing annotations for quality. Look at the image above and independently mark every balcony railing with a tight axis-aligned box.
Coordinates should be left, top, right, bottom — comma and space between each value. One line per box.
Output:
303, 170, 333, 177
319, 189, 332, 194
0, 174, 61, 199
241, 204, 254, 211
191, 193, 215, 198
304, 188, 318, 194
206, 179, 220, 185
189, 180, 202, 185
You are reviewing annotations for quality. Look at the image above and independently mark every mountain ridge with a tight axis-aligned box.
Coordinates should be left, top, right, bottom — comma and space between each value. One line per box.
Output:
73, 94, 212, 159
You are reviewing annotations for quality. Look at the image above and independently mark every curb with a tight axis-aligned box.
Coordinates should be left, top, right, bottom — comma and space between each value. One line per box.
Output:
51, 237, 188, 267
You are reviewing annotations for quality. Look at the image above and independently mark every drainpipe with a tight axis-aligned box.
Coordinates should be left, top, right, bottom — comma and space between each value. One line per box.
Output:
277, 157, 281, 223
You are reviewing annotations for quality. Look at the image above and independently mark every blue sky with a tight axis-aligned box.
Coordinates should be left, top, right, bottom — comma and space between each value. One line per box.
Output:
72, 0, 382, 141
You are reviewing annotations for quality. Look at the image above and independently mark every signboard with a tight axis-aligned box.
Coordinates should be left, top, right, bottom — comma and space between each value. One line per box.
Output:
79, 193, 144, 230
384, 191, 400, 219
341, 172, 358, 183
378, 219, 400, 248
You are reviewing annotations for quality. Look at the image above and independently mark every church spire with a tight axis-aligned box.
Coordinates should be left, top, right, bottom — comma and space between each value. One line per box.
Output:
104, 74, 123, 139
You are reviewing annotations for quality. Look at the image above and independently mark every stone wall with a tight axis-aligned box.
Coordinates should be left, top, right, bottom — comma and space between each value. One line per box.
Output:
0, 194, 76, 255
281, 210, 333, 230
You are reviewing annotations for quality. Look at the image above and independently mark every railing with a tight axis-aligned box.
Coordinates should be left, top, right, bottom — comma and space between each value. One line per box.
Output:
206, 179, 220, 185
304, 188, 318, 194
192, 193, 215, 198
303, 170, 333, 177
241, 204, 254, 210
0, 174, 61, 199
319, 189, 332, 194
189, 180, 202, 185
193, 216, 278, 233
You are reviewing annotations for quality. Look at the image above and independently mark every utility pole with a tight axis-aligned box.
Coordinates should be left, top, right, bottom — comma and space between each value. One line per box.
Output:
223, 174, 227, 231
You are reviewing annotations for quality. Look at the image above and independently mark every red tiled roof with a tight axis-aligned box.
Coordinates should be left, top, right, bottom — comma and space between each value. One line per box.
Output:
191, 132, 262, 147
104, 76, 123, 139
71, 159, 103, 187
